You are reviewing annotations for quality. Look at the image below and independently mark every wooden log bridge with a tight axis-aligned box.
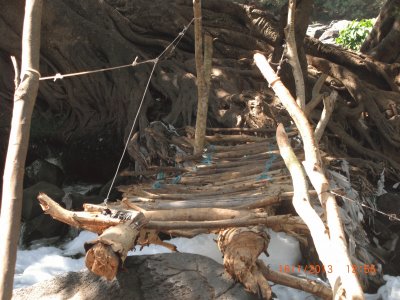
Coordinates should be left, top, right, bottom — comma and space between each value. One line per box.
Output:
37, 127, 333, 300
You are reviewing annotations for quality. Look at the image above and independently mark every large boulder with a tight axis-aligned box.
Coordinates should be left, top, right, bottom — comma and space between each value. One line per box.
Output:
20, 214, 69, 246
62, 192, 104, 211
13, 253, 258, 300
20, 181, 67, 246
25, 159, 65, 188
22, 181, 65, 221
307, 20, 352, 45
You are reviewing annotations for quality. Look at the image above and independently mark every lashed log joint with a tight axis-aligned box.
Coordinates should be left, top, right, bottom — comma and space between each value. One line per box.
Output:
85, 213, 146, 280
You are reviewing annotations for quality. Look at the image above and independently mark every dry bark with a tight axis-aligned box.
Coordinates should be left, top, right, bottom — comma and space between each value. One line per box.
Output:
285, 0, 306, 109
256, 261, 332, 300
37, 193, 308, 233
217, 226, 272, 299
275, 124, 339, 296
0, 1, 42, 298
84, 213, 147, 280
361, 0, 400, 63
254, 53, 364, 299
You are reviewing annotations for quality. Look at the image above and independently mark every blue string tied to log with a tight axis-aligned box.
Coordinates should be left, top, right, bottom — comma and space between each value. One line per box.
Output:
257, 142, 278, 181
201, 144, 215, 165
152, 181, 162, 189
152, 172, 166, 189
171, 175, 181, 184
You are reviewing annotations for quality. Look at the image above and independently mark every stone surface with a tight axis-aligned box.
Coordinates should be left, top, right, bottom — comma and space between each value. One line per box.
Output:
62, 192, 104, 211
20, 214, 69, 245
307, 20, 352, 45
13, 253, 258, 300
22, 181, 65, 221
25, 159, 65, 188
21, 181, 68, 245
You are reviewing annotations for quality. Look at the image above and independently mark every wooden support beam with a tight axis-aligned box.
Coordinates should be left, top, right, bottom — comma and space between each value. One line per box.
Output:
85, 213, 147, 280
0, 1, 42, 298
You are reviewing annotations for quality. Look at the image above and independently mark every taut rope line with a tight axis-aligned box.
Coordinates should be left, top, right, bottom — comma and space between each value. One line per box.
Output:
104, 18, 195, 204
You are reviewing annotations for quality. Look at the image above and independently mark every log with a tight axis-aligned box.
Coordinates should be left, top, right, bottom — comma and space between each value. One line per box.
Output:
276, 124, 339, 295
285, 0, 305, 109
38, 194, 307, 234
254, 53, 364, 299
0, 0, 42, 298
37, 193, 307, 232
84, 212, 147, 280
218, 226, 272, 299
256, 261, 332, 300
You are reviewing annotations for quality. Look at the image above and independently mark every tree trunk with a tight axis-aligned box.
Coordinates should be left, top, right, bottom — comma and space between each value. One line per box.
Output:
361, 0, 400, 63
0, 0, 42, 299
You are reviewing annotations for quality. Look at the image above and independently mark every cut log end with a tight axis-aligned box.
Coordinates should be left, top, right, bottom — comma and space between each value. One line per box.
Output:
85, 243, 120, 281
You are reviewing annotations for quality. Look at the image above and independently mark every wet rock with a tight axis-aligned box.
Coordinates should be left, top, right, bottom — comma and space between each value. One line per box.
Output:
20, 214, 69, 246
25, 159, 65, 188
22, 181, 65, 221
13, 253, 258, 300
20, 182, 68, 245
62, 192, 104, 211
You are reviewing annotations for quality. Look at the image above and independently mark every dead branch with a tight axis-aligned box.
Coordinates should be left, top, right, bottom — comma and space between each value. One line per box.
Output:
38, 193, 123, 233
256, 260, 332, 300
276, 124, 339, 294
305, 73, 328, 116
314, 90, 337, 143
254, 53, 364, 299
38, 193, 307, 232
0, 1, 43, 297
285, 0, 305, 109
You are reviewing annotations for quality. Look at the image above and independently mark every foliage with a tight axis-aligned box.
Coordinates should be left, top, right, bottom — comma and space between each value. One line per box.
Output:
335, 19, 374, 51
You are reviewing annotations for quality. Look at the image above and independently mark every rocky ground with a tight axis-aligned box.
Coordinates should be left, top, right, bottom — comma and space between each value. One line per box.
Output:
13, 253, 259, 300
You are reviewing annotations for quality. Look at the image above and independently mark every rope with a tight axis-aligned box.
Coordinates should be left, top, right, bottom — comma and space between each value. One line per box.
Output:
39, 58, 143, 81
103, 19, 195, 204
39, 18, 195, 81
330, 191, 400, 222
104, 59, 158, 204
24, 68, 41, 78
257, 142, 277, 181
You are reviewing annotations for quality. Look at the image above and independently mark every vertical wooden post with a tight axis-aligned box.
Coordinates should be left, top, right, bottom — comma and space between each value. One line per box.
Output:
285, 0, 306, 110
193, 0, 213, 155
203, 34, 213, 102
0, 0, 43, 299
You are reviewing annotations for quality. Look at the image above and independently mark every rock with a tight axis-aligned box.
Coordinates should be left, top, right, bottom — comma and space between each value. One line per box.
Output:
318, 20, 351, 45
20, 181, 68, 245
20, 214, 69, 246
25, 159, 65, 188
62, 192, 104, 211
22, 181, 65, 221
307, 23, 329, 39
307, 20, 352, 45
13, 253, 258, 300
99, 176, 132, 201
